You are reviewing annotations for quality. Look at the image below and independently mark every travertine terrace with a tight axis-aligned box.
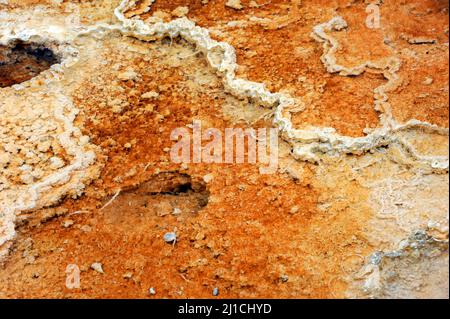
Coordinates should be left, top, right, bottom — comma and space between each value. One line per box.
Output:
0, 0, 448, 298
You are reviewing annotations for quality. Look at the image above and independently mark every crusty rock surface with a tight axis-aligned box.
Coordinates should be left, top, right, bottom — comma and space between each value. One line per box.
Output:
0, 0, 448, 299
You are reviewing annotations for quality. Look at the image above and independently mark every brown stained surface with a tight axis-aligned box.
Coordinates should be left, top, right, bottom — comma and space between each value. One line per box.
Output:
380, 0, 449, 127
0, 0, 448, 299
2, 0, 447, 132
1, 158, 367, 298
292, 73, 385, 134
142, 0, 382, 136
142, 0, 449, 132
2, 0, 51, 7
389, 44, 449, 127
227, 24, 386, 136
0, 43, 60, 88
0, 34, 372, 298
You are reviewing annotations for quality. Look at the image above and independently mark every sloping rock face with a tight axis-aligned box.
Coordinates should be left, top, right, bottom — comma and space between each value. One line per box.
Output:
0, 0, 448, 299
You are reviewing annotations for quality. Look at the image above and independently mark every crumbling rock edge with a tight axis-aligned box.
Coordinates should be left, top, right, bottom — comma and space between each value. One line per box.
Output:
0, 38, 98, 260
353, 229, 448, 298
110, 0, 449, 169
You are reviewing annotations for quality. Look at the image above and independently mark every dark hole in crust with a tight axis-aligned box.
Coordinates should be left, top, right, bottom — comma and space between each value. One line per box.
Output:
100, 172, 210, 222
128, 172, 210, 209
0, 41, 61, 88
132, 172, 208, 198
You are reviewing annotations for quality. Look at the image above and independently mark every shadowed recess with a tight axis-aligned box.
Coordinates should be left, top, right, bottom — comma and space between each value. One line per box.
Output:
0, 41, 60, 88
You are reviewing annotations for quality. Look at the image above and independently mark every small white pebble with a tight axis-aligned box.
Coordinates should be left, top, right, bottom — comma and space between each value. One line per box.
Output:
49, 157, 65, 170
141, 91, 160, 99
149, 287, 156, 295
62, 220, 74, 228
123, 272, 133, 279
423, 77, 434, 85
81, 225, 92, 232
225, 0, 243, 10
163, 232, 177, 244
79, 135, 90, 146
91, 262, 104, 274
203, 173, 214, 183
118, 69, 139, 81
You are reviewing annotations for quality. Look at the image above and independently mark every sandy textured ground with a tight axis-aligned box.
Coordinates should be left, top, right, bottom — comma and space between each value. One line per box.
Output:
0, 0, 448, 298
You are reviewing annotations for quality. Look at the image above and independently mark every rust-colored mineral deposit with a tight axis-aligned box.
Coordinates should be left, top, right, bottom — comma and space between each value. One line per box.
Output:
0, 0, 448, 299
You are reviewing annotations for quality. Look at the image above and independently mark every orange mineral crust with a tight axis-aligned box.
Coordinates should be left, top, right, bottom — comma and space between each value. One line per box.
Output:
0, 0, 448, 299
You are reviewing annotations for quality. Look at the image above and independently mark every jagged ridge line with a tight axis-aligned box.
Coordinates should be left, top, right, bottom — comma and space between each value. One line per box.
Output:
309, 15, 448, 168
112, 0, 448, 170
1, 0, 448, 257
310, 16, 400, 127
